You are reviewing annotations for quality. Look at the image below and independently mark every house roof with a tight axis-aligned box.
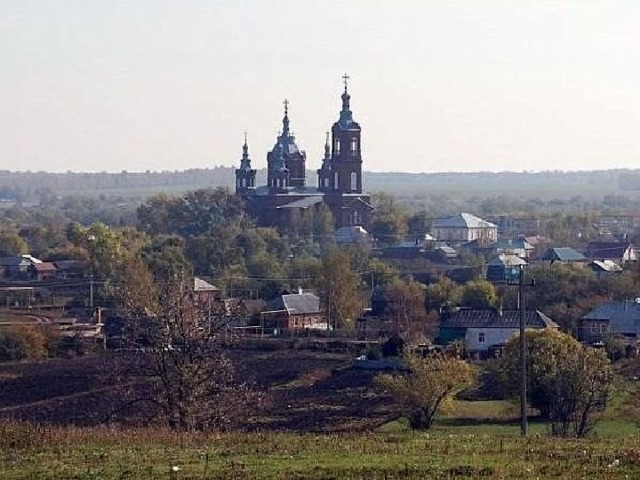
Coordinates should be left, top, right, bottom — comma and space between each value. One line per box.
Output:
0, 255, 41, 267
335, 226, 370, 244
582, 300, 640, 335
487, 254, 528, 267
440, 309, 558, 330
493, 239, 534, 251
586, 241, 633, 260
32, 262, 57, 272
589, 260, 622, 273
433, 213, 497, 229
193, 277, 219, 292
540, 247, 586, 262
276, 196, 325, 209
271, 292, 321, 315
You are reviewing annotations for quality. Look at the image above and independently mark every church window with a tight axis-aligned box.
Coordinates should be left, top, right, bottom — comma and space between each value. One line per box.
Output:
335, 138, 340, 155
324, 178, 329, 188
334, 172, 339, 189
350, 172, 357, 191
351, 137, 358, 154
352, 211, 361, 225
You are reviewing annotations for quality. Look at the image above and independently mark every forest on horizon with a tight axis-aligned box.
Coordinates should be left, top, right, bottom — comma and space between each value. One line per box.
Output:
1, 167, 640, 202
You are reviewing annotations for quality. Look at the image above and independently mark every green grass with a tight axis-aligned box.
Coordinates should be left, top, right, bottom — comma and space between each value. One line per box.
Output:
1, 423, 639, 479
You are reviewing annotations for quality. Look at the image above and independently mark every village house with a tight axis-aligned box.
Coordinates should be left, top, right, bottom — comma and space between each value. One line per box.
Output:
486, 254, 527, 283
438, 308, 558, 354
579, 299, 640, 344
539, 247, 587, 264
585, 241, 636, 264
432, 213, 497, 245
261, 292, 327, 334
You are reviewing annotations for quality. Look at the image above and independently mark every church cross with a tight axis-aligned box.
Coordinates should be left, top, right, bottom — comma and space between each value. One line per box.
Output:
283, 98, 289, 114
342, 73, 350, 90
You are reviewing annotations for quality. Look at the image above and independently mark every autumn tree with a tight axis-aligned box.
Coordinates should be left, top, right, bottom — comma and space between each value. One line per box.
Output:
376, 352, 474, 430
110, 263, 261, 431
500, 329, 613, 437
317, 248, 364, 331
384, 279, 434, 341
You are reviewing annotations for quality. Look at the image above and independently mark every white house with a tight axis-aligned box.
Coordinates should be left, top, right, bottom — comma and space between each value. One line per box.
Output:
438, 309, 558, 353
432, 213, 498, 244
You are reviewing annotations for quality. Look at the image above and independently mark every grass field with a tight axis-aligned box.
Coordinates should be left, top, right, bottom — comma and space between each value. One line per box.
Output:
2, 353, 640, 478
1, 417, 639, 479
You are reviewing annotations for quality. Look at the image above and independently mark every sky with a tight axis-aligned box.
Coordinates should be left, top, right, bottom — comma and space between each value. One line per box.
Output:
1, 0, 639, 174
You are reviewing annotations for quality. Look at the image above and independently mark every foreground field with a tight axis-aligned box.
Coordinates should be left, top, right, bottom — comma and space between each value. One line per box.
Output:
2, 350, 640, 478
1, 421, 639, 479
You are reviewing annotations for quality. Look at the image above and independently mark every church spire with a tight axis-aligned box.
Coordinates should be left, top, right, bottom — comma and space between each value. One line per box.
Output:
235, 131, 256, 194
239, 131, 252, 170
282, 98, 290, 137
338, 73, 354, 126
320, 131, 331, 169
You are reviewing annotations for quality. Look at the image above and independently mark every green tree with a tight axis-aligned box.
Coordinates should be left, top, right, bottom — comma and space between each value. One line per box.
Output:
459, 279, 498, 310
500, 329, 613, 437
425, 276, 461, 312
0, 230, 28, 256
376, 352, 474, 430
370, 193, 408, 246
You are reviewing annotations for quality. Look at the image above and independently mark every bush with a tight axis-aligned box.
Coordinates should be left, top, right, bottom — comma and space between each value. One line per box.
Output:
0, 325, 48, 361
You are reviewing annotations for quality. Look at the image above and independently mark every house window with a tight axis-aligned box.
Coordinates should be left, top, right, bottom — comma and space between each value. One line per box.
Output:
478, 332, 485, 343
350, 172, 357, 191
591, 324, 598, 334
600, 324, 607, 333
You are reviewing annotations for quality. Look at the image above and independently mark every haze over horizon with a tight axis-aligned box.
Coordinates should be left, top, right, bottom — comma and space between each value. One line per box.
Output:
2, 1, 639, 174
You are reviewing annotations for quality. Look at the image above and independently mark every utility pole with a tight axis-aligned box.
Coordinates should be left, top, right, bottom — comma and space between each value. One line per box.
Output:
89, 274, 94, 310
505, 265, 534, 437
518, 265, 528, 437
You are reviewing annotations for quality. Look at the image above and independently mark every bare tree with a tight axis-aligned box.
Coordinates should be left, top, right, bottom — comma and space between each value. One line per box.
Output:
107, 260, 261, 431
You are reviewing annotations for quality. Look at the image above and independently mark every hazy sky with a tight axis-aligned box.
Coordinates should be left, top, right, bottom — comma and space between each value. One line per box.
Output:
1, 1, 639, 173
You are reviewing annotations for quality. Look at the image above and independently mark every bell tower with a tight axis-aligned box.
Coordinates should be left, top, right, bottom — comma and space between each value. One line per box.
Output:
235, 132, 256, 194
330, 74, 362, 194
317, 131, 332, 192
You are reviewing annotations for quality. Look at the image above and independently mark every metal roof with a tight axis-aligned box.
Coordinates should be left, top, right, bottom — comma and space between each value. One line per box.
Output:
540, 247, 587, 262
276, 196, 325, 209
433, 213, 498, 229
272, 292, 321, 315
440, 309, 558, 329
582, 300, 640, 335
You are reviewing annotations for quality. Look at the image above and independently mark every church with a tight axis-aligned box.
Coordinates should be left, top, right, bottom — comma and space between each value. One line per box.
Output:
234, 76, 373, 232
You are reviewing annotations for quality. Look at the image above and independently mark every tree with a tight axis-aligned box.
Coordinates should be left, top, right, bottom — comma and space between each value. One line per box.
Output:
376, 352, 474, 430
0, 325, 48, 361
0, 230, 28, 256
369, 193, 408, 246
384, 279, 433, 341
111, 267, 261, 431
459, 279, 498, 310
500, 329, 613, 437
317, 249, 364, 331
425, 276, 461, 312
